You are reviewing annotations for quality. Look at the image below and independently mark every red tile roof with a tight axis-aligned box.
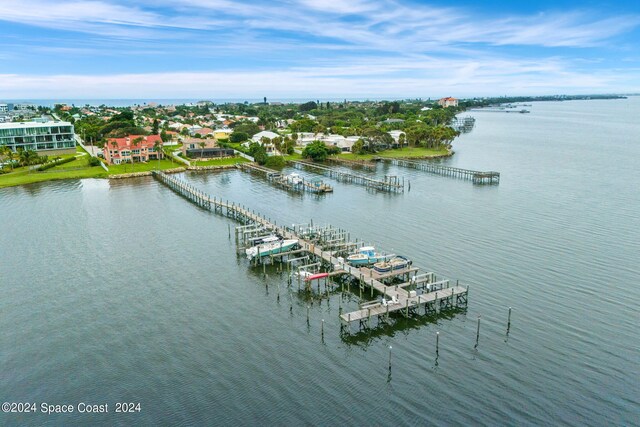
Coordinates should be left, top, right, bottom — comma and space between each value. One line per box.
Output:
106, 134, 162, 150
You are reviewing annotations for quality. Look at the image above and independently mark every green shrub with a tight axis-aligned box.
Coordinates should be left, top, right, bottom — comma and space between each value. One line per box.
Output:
37, 156, 76, 171
264, 156, 285, 168
301, 141, 329, 162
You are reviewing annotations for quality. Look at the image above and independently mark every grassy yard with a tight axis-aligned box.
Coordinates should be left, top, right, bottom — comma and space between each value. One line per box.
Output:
284, 153, 303, 161
106, 159, 183, 174
0, 163, 106, 188
190, 157, 249, 167
0, 155, 185, 188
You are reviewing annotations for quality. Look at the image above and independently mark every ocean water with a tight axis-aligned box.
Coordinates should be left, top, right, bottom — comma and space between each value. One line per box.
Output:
1, 97, 638, 426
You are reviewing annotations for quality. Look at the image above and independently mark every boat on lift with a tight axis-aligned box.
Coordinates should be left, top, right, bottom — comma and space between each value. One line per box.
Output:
389, 255, 412, 270
246, 238, 299, 260
346, 246, 390, 266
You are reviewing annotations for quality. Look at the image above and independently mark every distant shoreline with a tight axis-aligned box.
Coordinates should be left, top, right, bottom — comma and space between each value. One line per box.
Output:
0, 94, 632, 108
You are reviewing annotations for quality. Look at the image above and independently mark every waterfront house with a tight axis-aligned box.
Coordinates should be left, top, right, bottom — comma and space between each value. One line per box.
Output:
103, 134, 163, 165
251, 131, 280, 143
388, 130, 406, 146
0, 121, 76, 154
243, 131, 281, 155
295, 133, 358, 152
438, 97, 458, 108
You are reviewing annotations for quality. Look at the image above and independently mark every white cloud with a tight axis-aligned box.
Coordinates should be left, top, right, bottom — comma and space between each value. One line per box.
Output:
1, 55, 636, 99
0, 0, 638, 97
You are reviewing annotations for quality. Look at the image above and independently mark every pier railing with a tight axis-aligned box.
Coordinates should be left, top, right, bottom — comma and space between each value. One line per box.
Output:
289, 160, 404, 192
238, 162, 333, 193
376, 157, 499, 184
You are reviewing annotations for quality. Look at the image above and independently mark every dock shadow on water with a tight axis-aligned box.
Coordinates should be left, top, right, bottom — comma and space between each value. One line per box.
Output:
339, 307, 467, 347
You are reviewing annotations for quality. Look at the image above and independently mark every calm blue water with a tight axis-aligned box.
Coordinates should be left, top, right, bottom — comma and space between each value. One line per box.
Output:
1, 98, 638, 426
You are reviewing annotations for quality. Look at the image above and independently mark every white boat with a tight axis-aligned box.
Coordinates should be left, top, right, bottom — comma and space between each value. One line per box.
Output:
346, 246, 390, 266
246, 239, 298, 260
284, 173, 303, 185
248, 234, 281, 245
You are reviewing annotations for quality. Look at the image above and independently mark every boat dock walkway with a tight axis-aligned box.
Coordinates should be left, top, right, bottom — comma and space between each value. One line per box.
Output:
238, 162, 333, 193
289, 160, 404, 192
375, 157, 500, 184
153, 171, 468, 333
339, 285, 468, 329
326, 157, 376, 170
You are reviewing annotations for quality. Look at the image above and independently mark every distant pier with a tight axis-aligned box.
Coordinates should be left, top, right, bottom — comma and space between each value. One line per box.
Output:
326, 156, 376, 170
376, 157, 500, 184
153, 171, 468, 334
238, 162, 333, 193
289, 160, 404, 192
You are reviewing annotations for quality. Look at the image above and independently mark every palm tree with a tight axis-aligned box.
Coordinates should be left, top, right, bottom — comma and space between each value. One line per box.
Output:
18, 149, 38, 173
0, 146, 14, 171
198, 141, 206, 164
153, 139, 163, 170
130, 137, 143, 172
398, 133, 405, 150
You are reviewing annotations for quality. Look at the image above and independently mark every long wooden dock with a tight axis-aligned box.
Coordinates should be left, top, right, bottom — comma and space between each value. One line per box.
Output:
289, 160, 404, 192
376, 157, 499, 184
238, 162, 333, 193
153, 171, 468, 333
326, 156, 376, 170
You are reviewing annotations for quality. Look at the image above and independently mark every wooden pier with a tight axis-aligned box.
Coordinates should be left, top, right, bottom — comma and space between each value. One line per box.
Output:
289, 160, 404, 192
238, 162, 333, 193
340, 284, 468, 330
326, 156, 376, 170
376, 157, 500, 184
153, 171, 468, 334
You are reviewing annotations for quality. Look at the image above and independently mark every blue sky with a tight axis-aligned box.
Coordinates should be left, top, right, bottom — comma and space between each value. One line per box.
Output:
0, 0, 639, 99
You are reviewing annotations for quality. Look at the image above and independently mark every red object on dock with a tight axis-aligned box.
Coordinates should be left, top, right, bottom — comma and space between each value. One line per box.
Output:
305, 272, 329, 281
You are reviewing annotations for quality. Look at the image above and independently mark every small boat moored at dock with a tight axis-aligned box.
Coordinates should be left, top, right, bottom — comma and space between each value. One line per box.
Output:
284, 173, 303, 185
246, 238, 299, 260
346, 246, 390, 266
373, 261, 392, 273
389, 255, 412, 270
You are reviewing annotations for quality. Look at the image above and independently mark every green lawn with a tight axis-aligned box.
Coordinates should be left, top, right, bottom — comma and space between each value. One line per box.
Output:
284, 153, 303, 161
339, 146, 450, 160
190, 157, 249, 167
0, 157, 186, 188
106, 159, 184, 175
224, 142, 250, 153
0, 164, 106, 188
54, 155, 91, 170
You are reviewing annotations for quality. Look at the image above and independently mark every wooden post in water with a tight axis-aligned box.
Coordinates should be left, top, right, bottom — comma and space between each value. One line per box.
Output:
436, 331, 439, 356
475, 316, 481, 349
507, 307, 512, 333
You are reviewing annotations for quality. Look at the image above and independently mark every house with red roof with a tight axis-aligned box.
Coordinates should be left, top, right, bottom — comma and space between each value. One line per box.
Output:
438, 97, 458, 108
103, 134, 163, 165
